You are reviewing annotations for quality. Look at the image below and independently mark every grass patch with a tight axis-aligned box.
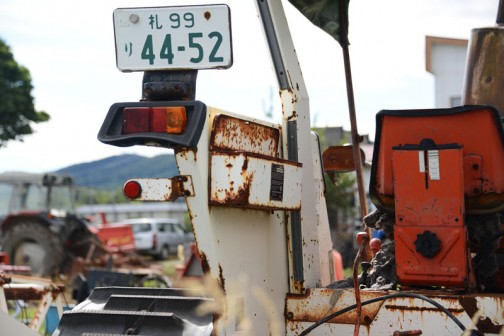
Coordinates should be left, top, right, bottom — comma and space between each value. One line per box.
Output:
9, 303, 49, 335
162, 258, 181, 277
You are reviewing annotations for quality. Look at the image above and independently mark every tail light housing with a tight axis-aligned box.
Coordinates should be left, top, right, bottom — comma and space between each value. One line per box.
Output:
98, 101, 206, 148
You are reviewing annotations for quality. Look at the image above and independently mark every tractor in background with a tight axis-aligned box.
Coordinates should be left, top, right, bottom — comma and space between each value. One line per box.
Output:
0, 171, 138, 278
0, 172, 99, 277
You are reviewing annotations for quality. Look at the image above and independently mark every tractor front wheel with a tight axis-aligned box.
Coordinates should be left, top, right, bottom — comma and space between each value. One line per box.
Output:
1, 222, 65, 277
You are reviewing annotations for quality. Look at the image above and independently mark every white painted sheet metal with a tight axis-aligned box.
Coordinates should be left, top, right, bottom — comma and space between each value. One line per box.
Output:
209, 152, 302, 210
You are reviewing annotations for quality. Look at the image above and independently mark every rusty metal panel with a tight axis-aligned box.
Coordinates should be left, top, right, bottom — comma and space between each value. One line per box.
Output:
210, 152, 302, 210
210, 114, 280, 157
2, 284, 50, 301
175, 107, 290, 336
372, 294, 501, 335
286, 289, 504, 335
322, 145, 366, 172
286, 288, 384, 325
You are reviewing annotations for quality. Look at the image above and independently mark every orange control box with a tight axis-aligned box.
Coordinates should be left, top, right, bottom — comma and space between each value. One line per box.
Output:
392, 146, 474, 288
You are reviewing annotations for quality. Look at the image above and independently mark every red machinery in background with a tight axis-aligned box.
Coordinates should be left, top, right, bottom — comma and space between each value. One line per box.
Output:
369, 105, 504, 291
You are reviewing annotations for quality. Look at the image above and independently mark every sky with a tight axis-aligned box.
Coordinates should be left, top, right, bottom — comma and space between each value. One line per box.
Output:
0, 0, 499, 174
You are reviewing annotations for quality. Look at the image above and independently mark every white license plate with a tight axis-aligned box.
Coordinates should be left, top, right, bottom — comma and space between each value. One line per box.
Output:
113, 5, 232, 72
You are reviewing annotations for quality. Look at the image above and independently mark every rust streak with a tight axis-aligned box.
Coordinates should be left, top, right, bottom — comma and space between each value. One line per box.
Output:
459, 297, 503, 333
165, 178, 181, 201
385, 305, 464, 314
200, 251, 211, 274
286, 289, 386, 325
218, 264, 226, 294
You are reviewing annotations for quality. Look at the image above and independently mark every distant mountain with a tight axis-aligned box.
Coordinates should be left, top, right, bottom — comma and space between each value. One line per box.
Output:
56, 154, 178, 189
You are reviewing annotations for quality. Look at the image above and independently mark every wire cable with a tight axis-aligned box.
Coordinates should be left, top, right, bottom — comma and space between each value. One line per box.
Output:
298, 292, 467, 336
352, 234, 369, 336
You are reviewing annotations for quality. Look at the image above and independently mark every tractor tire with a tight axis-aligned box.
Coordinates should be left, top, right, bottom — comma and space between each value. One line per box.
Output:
1, 221, 65, 277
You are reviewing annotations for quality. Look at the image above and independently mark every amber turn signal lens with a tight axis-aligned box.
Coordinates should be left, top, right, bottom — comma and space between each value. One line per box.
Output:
153, 106, 186, 134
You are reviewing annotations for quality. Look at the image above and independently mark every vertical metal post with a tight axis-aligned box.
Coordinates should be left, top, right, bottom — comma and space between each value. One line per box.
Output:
287, 121, 304, 282
339, 0, 369, 226
0, 287, 8, 313
338, 4, 369, 334
257, 0, 304, 285
462, 0, 504, 115
256, 0, 333, 290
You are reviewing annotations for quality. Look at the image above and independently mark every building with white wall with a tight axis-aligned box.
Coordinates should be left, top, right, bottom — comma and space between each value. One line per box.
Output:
425, 36, 468, 108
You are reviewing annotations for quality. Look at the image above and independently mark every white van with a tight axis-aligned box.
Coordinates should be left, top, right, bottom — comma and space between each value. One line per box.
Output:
112, 218, 192, 260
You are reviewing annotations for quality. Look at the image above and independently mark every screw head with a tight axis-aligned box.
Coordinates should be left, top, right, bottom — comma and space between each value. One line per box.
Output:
129, 14, 139, 23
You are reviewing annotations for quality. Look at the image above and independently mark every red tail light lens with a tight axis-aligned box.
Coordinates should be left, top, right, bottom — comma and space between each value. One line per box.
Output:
123, 180, 142, 199
122, 106, 186, 135
122, 107, 151, 133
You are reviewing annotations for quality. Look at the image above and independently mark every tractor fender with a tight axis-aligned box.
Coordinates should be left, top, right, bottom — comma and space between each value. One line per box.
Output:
1, 212, 56, 233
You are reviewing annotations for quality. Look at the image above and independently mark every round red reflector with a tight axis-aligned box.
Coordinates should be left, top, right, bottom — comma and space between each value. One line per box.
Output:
369, 238, 382, 254
123, 181, 142, 199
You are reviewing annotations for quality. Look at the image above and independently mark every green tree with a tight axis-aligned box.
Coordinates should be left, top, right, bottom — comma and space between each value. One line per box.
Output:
0, 38, 49, 147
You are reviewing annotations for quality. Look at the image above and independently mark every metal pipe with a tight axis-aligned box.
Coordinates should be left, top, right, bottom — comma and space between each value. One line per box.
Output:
462, 6, 504, 115
339, 1, 369, 226
352, 236, 368, 336
29, 292, 53, 331
342, 45, 369, 223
